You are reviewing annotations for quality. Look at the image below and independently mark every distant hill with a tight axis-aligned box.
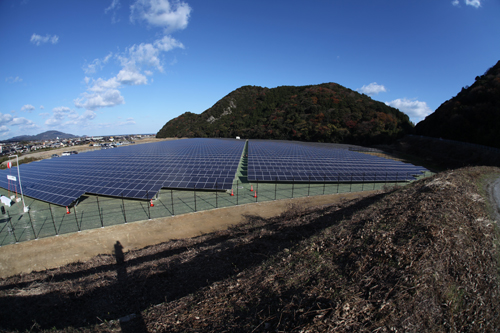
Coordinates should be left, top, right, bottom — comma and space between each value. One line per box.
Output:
415, 60, 500, 149
157, 83, 414, 145
6, 130, 78, 142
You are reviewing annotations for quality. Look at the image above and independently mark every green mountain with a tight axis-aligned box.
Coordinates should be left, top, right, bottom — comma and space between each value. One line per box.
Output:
415, 60, 500, 149
6, 130, 78, 142
157, 83, 414, 145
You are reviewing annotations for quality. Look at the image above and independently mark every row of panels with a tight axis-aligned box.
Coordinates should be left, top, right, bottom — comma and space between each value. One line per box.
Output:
0, 139, 429, 206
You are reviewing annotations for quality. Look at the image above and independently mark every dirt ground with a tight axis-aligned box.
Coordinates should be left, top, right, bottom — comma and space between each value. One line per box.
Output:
0, 190, 376, 279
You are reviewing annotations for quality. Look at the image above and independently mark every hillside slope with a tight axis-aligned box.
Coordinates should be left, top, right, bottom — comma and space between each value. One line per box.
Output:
157, 83, 414, 145
0, 167, 499, 332
415, 60, 500, 149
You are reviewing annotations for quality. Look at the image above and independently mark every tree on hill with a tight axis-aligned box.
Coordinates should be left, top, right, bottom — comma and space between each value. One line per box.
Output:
157, 83, 414, 145
415, 60, 500, 149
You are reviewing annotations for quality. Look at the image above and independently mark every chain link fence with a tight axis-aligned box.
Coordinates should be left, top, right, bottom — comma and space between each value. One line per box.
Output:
0, 171, 429, 246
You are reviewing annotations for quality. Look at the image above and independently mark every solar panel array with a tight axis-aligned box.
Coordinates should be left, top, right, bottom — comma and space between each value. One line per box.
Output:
0, 139, 245, 207
0, 138, 429, 207
247, 140, 429, 182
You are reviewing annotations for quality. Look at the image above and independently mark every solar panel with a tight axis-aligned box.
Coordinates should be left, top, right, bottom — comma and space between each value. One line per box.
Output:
247, 140, 429, 183
0, 138, 245, 206
0, 138, 429, 207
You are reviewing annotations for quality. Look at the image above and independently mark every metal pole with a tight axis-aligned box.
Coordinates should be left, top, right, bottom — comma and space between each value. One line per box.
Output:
171, 189, 175, 216
323, 175, 326, 195
49, 203, 58, 235
275, 177, 277, 200
308, 175, 311, 197
9, 155, 28, 212
27, 208, 37, 239
121, 193, 127, 223
256, 179, 258, 203
96, 195, 103, 228
74, 207, 80, 232
147, 191, 151, 219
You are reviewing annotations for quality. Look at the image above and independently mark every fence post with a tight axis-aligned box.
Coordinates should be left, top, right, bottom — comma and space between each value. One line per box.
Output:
121, 193, 127, 224
256, 179, 258, 203
96, 195, 103, 228
27, 209, 37, 239
147, 191, 151, 220
308, 175, 311, 197
323, 175, 326, 195
49, 203, 58, 235
74, 207, 80, 232
171, 189, 175, 216
275, 177, 277, 200
7, 211, 18, 243
256, 179, 259, 202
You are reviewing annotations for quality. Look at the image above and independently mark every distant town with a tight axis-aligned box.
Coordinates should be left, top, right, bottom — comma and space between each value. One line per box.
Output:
0, 134, 156, 157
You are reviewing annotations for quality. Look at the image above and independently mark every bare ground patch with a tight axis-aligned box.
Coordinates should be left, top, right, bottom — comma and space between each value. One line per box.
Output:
0, 167, 499, 332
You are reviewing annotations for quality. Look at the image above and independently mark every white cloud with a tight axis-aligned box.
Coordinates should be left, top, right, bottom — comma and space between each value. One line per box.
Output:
77, 36, 183, 111
45, 107, 97, 127
105, 0, 121, 23
39, 112, 49, 117
30, 33, 59, 46
1, 112, 38, 133
452, 0, 460, 6
105, 0, 121, 12
116, 69, 148, 85
83, 53, 113, 74
130, 0, 191, 32
75, 89, 125, 110
0, 125, 9, 137
465, 0, 481, 7
0, 112, 13, 123
10, 117, 36, 127
76, 0, 188, 113
118, 117, 136, 126
5, 76, 23, 83
385, 98, 432, 123
357, 82, 387, 96
20, 104, 35, 112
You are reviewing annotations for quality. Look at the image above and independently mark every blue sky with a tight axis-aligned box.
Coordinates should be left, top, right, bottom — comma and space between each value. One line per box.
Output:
1, 0, 499, 139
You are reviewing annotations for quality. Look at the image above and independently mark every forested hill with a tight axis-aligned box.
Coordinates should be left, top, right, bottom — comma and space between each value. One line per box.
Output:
156, 83, 414, 145
415, 60, 500, 149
